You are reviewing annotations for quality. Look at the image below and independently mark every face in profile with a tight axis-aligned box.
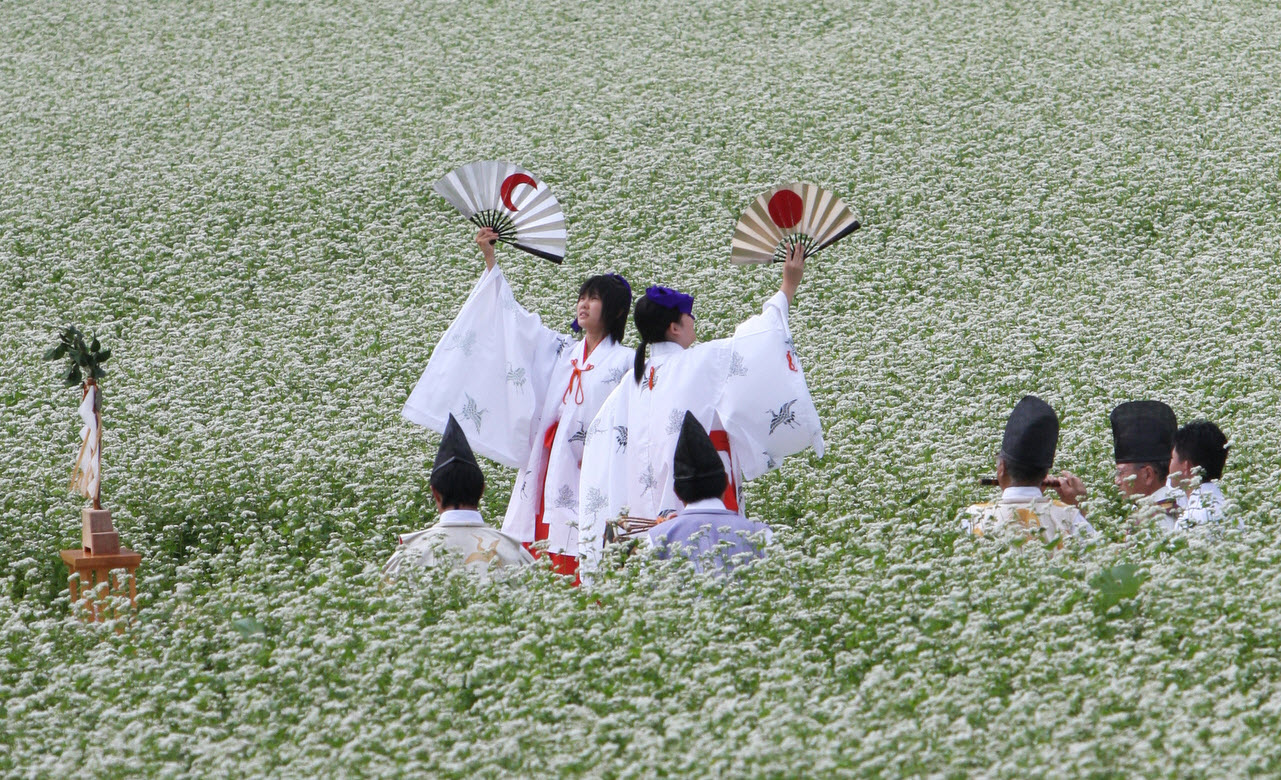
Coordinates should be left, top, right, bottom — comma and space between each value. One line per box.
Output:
668, 313, 697, 348
1114, 462, 1159, 498
1168, 447, 1197, 489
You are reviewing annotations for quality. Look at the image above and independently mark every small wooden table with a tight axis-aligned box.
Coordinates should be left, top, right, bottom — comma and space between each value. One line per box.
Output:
60, 548, 141, 622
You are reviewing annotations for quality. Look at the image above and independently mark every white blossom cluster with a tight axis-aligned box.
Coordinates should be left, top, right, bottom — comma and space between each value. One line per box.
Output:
3, 0, 1281, 775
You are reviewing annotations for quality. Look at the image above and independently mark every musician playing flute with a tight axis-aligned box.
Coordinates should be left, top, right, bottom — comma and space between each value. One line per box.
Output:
960, 395, 1093, 544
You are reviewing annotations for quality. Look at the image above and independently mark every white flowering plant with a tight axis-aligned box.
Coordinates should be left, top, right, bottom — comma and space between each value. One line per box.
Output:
2, 0, 1281, 775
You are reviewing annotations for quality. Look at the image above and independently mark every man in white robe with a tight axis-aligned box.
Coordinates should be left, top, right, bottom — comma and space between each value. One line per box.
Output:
648, 412, 773, 573
1169, 419, 1233, 528
959, 396, 1094, 545
1111, 400, 1181, 530
402, 229, 633, 581
578, 245, 824, 574
383, 416, 533, 580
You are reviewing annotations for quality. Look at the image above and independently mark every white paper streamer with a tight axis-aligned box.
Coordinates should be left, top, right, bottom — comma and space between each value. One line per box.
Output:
71, 385, 100, 502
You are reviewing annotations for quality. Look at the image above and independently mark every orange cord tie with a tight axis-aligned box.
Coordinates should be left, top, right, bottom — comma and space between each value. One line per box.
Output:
786, 351, 797, 372
562, 359, 595, 405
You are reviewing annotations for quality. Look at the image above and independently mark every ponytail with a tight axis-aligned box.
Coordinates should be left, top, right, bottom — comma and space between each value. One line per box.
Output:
631, 295, 684, 384
634, 340, 649, 383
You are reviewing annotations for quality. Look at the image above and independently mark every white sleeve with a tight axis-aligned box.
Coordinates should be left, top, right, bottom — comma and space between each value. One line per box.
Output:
715, 291, 825, 481
402, 265, 568, 468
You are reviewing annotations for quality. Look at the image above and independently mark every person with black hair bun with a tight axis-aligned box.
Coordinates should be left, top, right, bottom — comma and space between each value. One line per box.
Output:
403, 229, 634, 583
1170, 419, 1231, 527
577, 244, 825, 575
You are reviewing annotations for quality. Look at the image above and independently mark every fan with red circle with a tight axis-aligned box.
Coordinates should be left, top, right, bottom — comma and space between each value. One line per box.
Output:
730, 183, 860, 264
433, 161, 568, 263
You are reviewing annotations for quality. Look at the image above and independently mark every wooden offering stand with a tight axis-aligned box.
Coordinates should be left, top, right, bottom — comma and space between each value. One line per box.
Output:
60, 508, 141, 622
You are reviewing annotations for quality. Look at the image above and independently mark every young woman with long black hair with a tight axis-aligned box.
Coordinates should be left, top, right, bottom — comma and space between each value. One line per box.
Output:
404, 228, 634, 581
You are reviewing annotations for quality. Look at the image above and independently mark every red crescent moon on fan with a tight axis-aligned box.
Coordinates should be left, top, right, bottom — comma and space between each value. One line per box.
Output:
767, 189, 803, 230
500, 173, 538, 211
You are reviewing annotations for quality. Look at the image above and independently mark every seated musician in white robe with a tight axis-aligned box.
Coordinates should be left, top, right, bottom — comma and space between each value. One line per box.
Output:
960, 396, 1094, 544
1169, 419, 1233, 528
578, 244, 824, 575
402, 228, 633, 582
649, 412, 773, 573
1111, 400, 1181, 530
383, 416, 533, 580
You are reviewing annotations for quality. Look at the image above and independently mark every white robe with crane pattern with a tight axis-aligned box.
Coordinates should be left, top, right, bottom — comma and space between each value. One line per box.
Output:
577, 291, 824, 574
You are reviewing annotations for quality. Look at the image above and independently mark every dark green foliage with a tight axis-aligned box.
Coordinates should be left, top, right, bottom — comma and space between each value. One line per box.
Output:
43, 326, 111, 388
1090, 562, 1148, 615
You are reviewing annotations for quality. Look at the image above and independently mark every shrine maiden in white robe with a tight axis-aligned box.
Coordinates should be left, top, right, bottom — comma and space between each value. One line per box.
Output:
402, 265, 633, 557
577, 291, 824, 573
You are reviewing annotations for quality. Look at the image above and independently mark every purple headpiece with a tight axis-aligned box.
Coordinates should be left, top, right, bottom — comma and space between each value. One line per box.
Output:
644, 285, 694, 316
608, 273, 631, 294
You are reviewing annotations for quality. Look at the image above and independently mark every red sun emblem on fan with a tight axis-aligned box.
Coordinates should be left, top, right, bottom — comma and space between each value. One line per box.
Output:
501, 173, 538, 212
767, 189, 803, 229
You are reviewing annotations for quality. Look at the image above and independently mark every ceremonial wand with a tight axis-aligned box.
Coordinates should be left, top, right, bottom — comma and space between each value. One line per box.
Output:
44, 327, 118, 551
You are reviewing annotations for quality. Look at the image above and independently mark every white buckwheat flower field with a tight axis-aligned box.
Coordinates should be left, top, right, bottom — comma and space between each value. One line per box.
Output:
3, 0, 1281, 775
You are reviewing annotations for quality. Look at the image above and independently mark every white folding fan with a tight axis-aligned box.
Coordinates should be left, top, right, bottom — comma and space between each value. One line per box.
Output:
433, 161, 568, 263
730, 183, 860, 264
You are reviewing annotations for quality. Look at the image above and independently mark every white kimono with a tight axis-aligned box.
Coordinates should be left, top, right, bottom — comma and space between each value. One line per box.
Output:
402, 265, 633, 556
577, 291, 824, 573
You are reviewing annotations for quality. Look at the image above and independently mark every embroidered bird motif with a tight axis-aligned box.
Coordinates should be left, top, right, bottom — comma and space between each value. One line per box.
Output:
506, 364, 526, 388
768, 399, 798, 435
729, 352, 749, 377
462, 393, 487, 430
445, 329, 478, 357
464, 538, 501, 566
568, 424, 588, 444
614, 425, 628, 451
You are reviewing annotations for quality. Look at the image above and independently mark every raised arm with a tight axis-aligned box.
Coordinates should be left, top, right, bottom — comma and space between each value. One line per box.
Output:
780, 242, 805, 306
476, 227, 498, 271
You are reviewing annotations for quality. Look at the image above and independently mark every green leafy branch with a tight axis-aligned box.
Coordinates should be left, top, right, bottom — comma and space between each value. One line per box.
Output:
43, 326, 111, 387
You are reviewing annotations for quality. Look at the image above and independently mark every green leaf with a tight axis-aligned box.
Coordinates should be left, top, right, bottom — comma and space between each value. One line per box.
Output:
42, 347, 60, 361
1090, 563, 1147, 614
96, 348, 111, 363
233, 618, 267, 640
90, 337, 100, 352
92, 366, 105, 379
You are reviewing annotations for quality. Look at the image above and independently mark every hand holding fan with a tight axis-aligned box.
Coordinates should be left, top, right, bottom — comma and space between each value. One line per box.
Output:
434, 161, 568, 263
730, 183, 860, 264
